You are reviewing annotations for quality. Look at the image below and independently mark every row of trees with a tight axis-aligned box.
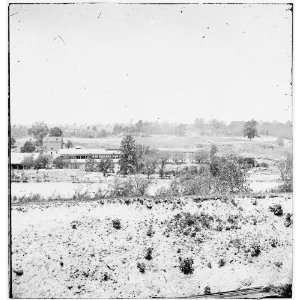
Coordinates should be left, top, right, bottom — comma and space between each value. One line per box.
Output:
21, 154, 50, 170
11, 119, 293, 140
28, 123, 63, 146
119, 135, 169, 178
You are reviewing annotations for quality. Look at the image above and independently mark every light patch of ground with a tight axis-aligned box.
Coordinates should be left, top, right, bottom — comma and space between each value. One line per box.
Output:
248, 167, 282, 193
11, 195, 292, 298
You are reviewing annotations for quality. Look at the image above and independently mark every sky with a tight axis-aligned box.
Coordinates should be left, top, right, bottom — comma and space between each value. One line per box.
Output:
9, 3, 293, 125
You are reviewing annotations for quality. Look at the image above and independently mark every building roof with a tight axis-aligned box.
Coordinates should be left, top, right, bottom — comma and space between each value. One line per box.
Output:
58, 148, 121, 155
11, 152, 39, 165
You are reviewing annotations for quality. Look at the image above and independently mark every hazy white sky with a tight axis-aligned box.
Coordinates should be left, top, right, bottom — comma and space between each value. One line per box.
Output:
9, 3, 292, 125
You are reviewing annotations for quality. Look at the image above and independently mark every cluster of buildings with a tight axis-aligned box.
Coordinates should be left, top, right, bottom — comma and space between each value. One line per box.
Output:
11, 136, 200, 170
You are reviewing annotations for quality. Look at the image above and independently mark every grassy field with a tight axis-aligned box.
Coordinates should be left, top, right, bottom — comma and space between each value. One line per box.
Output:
16, 134, 292, 161
67, 135, 292, 161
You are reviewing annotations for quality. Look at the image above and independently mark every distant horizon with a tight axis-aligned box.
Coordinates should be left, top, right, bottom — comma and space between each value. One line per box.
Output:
11, 118, 293, 128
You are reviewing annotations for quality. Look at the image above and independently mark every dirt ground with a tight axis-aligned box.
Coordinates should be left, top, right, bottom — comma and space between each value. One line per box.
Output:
11, 194, 292, 298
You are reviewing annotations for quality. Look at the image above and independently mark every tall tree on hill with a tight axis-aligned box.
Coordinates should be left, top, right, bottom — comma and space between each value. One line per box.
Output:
49, 127, 63, 137
243, 119, 258, 140
119, 135, 137, 175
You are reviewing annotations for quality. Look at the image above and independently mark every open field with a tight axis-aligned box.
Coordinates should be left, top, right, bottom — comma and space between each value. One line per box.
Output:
11, 194, 292, 298
15, 134, 292, 161
69, 135, 292, 160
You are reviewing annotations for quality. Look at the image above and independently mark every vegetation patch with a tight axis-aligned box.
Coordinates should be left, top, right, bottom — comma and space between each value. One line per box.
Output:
179, 257, 194, 275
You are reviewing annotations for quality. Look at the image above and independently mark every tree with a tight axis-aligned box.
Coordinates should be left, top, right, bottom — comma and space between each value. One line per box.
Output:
135, 144, 154, 173
209, 119, 226, 135
209, 144, 218, 161
49, 127, 63, 137
65, 140, 73, 149
29, 122, 49, 146
157, 152, 169, 178
33, 154, 50, 169
212, 155, 247, 193
119, 135, 137, 175
130, 175, 151, 196
20, 140, 36, 153
98, 158, 114, 176
278, 152, 293, 192
243, 119, 258, 140
143, 154, 158, 178
85, 156, 97, 172
53, 156, 67, 169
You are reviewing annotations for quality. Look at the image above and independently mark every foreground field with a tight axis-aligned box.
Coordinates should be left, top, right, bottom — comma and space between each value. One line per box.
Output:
11, 194, 292, 298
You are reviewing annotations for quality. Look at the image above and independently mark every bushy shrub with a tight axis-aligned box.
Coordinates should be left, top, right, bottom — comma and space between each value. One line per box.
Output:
13, 193, 43, 204
178, 175, 211, 196
157, 155, 247, 197
237, 157, 257, 168
130, 175, 151, 196
137, 262, 146, 273
218, 258, 226, 267
53, 156, 67, 169
85, 157, 97, 172
33, 154, 51, 169
144, 248, 153, 260
249, 243, 261, 257
109, 175, 150, 197
112, 219, 121, 229
284, 213, 292, 227
269, 204, 283, 216
279, 283, 292, 297
109, 177, 134, 197
20, 140, 36, 153
210, 155, 248, 193
179, 257, 194, 275
278, 153, 293, 192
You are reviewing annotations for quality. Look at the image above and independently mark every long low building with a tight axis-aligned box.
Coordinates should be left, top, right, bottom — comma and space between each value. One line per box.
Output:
56, 148, 121, 169
57, 148, 121, 160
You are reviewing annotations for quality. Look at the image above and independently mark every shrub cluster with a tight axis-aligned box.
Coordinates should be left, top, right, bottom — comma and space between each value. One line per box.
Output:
109, 175, 150, 197
21, 154, 51, 170
278, 153, 293, 192
156, 155, 248, 197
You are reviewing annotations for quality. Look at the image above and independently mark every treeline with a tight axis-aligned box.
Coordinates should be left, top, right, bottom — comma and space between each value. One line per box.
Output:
11, 119, 292, 140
